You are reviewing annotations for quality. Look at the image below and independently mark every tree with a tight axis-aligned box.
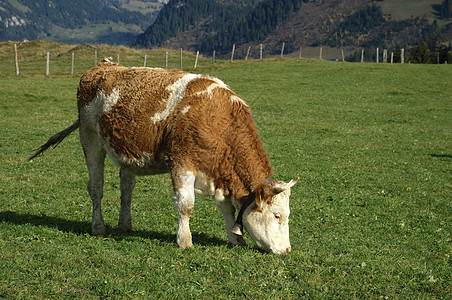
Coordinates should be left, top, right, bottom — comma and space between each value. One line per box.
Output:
441, 0, 451, 19
438, 45, 449, 63
408, 39, 431, 63
393, 44, 402, 63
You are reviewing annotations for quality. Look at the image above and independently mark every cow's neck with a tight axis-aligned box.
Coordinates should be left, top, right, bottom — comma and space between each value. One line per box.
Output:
231, 149, 273, 203
219, 114, 273, 204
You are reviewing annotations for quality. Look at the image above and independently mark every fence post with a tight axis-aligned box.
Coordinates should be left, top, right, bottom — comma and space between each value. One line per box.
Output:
383, 49, 388, 63
299, 46, 302, 59
391, 52, 394, 63
71, 52, 74, 75
281, 42, 285, 58
319, 47, 323, 60
260, 44, 263, 60
361, 49, 364, 63
194, 51, 199, 68
245, 46, 251, 60
212, 50, 215, 64
46, 52, 50, 76
144, 54, 147, 67
231, 44, 235, 61
117, 54, 120, 64
376, 48, 379, 63
95, 50, 97, 66
401, 49, 404, 64
341, 49, 345, 62
14, 44, 19, 75
180, 48, 183, 69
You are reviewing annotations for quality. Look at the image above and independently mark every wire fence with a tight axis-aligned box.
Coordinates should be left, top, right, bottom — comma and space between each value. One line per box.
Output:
1, 41, 436, 77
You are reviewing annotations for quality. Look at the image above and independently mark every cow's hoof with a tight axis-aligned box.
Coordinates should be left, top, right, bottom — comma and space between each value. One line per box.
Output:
178, 242, 193, 250
228, 236, 248, 248
177, 236, 193, 249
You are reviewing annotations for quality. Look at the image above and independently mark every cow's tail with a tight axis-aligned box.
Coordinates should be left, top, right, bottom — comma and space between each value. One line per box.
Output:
28, 120, 79, 161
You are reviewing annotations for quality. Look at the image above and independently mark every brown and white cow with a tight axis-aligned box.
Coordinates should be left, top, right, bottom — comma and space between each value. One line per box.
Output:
29, 58, 298, 254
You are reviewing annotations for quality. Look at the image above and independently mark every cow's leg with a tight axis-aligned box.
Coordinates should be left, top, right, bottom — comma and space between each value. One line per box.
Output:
172, 170, 195, 249
80, 126, 106, 236
215, 198, 247, 247
118, 168, 135, 232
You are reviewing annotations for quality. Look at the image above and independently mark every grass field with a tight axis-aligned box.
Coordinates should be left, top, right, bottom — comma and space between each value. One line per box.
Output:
378, 0, 439, 21
0, 44, 451, 298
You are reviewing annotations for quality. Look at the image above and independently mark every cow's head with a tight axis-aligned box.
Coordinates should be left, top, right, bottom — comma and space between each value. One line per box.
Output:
233, 178, 298, 254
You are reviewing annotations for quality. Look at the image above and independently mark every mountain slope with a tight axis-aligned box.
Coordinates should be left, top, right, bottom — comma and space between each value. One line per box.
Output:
133, 0, 451, 59
0, 0, 157, 43
132, 0, 302, 53
132, 0, 267, 50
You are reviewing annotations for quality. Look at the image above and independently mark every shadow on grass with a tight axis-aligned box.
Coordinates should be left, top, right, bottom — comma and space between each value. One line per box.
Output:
430, 153, 452, 159
0, 210, 225, 247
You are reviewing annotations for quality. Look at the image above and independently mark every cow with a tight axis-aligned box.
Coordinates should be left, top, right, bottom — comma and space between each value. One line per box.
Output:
29, 58, 298, 254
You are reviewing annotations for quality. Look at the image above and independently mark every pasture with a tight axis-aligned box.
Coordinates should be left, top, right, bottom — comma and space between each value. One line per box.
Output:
0, 50, 451, 298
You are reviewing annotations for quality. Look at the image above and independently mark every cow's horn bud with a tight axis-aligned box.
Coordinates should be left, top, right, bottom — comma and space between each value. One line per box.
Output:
231, 222, 243, 236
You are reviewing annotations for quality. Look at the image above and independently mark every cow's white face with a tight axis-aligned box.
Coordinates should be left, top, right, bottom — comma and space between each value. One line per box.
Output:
242, 179, 298, 254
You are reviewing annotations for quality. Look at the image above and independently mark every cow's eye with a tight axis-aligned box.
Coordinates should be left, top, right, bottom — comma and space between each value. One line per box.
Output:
274, 213, 281, 222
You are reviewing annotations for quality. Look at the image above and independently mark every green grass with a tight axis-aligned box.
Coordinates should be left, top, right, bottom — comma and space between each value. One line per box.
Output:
0, 45, 451, 298
47, 22, 144, 45
117, 0, 165, 13
378, 0, 439, 22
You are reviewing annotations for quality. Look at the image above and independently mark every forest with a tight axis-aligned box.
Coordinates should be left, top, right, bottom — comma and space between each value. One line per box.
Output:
132, 0, 303, 54
319, 5, 386, 48
197, 0, 302, 54
132, 0, 226, 49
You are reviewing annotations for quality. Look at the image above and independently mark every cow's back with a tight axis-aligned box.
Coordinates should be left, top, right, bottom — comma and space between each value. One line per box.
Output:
77, 62, 252, 174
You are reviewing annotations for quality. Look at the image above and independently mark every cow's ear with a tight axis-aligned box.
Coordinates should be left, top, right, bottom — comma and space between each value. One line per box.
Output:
271, 177, 299, 194
253, 184, 273, 212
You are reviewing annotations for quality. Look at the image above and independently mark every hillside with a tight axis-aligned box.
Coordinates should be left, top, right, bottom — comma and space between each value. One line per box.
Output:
132, 0, 268, 51
0, 0, 162, 44
133, 0, 452, 59
132, 0, 301, 53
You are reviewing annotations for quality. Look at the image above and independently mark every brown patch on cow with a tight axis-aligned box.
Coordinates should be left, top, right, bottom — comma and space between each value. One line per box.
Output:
184, 77, 217, 96
77, 60, 124, 109
78, 65, 186, 160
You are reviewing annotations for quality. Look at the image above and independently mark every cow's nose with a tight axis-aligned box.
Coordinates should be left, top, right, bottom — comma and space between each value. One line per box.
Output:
285, 246, 291, 253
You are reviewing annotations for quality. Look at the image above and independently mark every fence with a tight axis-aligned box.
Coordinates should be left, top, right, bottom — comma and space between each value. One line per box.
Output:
5, 42, 444, 77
